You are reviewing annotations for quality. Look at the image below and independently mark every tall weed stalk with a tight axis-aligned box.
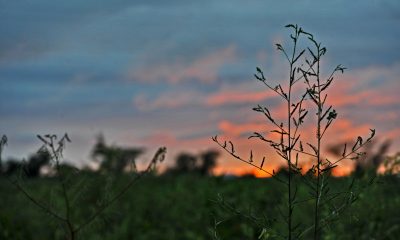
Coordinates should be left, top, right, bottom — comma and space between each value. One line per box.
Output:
213, 24, 375, 239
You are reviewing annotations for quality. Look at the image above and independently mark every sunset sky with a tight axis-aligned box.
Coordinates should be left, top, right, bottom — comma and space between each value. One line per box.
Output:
1, 1, 399, 175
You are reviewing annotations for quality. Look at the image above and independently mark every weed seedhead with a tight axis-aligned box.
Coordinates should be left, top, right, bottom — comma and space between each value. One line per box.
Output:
213, 24, 376, 240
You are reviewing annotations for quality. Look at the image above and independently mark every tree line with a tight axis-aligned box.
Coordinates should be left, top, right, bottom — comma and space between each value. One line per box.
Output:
0, 134, 219, 178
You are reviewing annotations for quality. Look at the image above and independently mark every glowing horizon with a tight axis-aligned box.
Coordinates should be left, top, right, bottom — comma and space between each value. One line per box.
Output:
1, 1, 399, 175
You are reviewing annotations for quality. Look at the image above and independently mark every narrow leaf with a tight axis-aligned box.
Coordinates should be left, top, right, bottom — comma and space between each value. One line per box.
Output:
229, 141, 235, 153
342, 143, 347, 157
321, 105, 332, 120
307, 47, 318, 62
367, 129, 376, 142
285, 24, 296, 29
307, 143, 318, 155
260, 157, 265, 169
293, 49, 305, 63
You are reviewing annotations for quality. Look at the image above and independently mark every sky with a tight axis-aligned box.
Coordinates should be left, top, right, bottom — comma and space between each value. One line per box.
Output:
1, 0, 399, 175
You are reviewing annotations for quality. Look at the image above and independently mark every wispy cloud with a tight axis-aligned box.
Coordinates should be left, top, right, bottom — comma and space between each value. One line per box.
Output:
205, 87, 276, 106
130, 45, 236, 84
133, 90, 204, 111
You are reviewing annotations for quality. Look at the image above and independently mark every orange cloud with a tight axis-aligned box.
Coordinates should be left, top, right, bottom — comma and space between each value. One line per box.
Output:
135, 63, 399, 177
218, 120, 268, 137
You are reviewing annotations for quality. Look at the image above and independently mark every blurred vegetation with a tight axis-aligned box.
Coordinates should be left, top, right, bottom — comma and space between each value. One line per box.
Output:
91, 134, 144, 174
1, 134, 399, 239
2, 151, 51, 177
0, 174, 399, 240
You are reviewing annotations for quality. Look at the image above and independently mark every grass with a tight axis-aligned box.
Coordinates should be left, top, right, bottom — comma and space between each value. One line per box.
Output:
0, 174, 398, 240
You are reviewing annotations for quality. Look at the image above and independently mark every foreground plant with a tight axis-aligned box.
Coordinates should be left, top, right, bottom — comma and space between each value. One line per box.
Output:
213, 24, 375, 239
0, 134, 166, 240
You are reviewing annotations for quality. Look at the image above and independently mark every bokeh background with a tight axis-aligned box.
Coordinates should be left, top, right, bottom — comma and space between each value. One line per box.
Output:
1, 0, 399, 175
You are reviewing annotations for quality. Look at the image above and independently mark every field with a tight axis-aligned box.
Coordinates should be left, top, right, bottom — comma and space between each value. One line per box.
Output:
1, 174, 399, 240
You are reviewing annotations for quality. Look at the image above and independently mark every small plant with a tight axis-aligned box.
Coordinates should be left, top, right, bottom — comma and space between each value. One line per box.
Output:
213, 24, 375, 239
0, 134, 166, 240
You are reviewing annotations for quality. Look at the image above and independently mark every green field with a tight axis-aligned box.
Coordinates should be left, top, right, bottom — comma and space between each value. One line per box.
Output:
1, 174, 399, 240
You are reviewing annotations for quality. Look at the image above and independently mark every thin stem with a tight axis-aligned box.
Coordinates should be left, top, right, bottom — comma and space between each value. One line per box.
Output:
287, 76, 293, 240
49, 141, 75, 240
286, 30, 299, 240
8, 177, 67, 222
314, 45, 322, 240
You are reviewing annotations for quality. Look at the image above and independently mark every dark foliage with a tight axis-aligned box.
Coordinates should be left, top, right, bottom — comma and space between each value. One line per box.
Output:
0, 175, 398, 240
2, 151, 51, 177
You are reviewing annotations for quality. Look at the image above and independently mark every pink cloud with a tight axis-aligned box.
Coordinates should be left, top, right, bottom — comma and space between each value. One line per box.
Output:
327, 85, 399, 108
206, 89, 276, 106
133, 81, 281, 111
329, 119, 372, 142
385, 128, 400, 143
131, 45, 236, 84
326, 63, 400, 108
140, 132, 179, 147
218, 120, 269, 137
368, 90, 399, 106
132, 63, 400, 176
133, 91, 203, 111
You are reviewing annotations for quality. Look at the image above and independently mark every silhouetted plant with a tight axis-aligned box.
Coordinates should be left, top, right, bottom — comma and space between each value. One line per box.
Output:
213, 24, 375, 239
1, 133, 166, 240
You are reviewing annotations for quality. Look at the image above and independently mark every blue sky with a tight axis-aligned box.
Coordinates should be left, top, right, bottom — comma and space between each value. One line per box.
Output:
1, 0, 399, 173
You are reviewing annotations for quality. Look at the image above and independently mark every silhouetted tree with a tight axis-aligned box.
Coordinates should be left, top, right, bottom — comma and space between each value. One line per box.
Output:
199, 150, 219, 176
384, 152, 400, 175
3, 158, 20, 175
166, 150, 219, 176
25, 151, 51, 177
91, 134, 144, 173
3, 151, 51, 177
175, 153, 197, 173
